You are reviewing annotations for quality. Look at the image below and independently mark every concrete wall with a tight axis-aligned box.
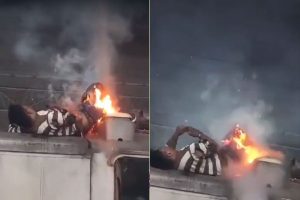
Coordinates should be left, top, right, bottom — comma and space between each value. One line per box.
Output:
0, 152, 91, 200
150, 187, 227, 200
150, 168, 230, 197
0, 134, 92, 200
150, 166, 300, 200
91, 153, 115, 200
0, 132, 149, 200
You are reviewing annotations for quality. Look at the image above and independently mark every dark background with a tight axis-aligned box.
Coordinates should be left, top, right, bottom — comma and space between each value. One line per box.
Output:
0, 0, 149, 130
151, 0, 300, 157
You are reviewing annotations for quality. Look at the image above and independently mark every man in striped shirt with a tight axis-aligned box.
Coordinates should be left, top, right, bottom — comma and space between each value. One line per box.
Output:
7, 103, 102, 137
151, 126, 240, 176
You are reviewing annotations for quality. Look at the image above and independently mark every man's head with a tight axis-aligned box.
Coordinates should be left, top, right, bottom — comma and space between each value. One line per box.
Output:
150, 146, 176, 170
8, 104, 36, 129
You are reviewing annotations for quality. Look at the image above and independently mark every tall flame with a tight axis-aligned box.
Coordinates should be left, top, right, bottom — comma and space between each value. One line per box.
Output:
226, 125, 282, 165
232, 132, 266, 164
94, 87, 116, 114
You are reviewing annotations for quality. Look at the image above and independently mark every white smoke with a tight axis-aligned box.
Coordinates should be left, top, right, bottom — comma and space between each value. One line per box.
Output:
230, 161, 285, 200
191, 71, 274, 143
57, 83, 85, 111
54, 6, 132, 109
207, 100, 274, 143
47, 84, 54, 100
15, 36, 41, 61
13, 3, 133, 109
14, 7, 53, 63
52, 48, 88, 80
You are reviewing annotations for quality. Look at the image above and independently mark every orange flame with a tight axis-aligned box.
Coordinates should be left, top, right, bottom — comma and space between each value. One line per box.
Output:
233, 134, 266, 164
228, 125, 282, 165
94, 87, 116, 115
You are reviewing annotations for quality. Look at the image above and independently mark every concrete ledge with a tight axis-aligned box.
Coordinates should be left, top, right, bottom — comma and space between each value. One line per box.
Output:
0, 132, 90, 155
89, 132, 149, 165
150, 167, 230, 197
114, 132, 149, 155
150, 167, 300, 199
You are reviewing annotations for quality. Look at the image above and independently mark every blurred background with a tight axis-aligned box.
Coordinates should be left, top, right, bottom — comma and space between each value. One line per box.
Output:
151, 0, 300, 160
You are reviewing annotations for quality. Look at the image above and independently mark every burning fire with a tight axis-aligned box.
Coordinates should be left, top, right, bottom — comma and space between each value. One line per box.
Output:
94, 87, 116, 115
232, 125, 267, 164
223, 124, 283, 165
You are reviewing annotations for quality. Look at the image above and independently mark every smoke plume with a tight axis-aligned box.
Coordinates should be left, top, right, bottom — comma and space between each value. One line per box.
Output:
13, 2, 133, 109
197, 73, 274, 143
151, 68, 275, 148
151, 0, 300, 147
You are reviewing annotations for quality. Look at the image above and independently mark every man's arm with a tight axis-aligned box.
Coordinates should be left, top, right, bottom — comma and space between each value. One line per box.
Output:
166, 126, 189, 149
186, 126, 219, 157
187, 126, 218, 147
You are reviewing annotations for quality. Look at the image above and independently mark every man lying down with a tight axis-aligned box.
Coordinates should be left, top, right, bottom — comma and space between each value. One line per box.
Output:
7, 82, 105, 137
150, 126, 240, 176
8, 103, 101, 137
7, 82, 145, 137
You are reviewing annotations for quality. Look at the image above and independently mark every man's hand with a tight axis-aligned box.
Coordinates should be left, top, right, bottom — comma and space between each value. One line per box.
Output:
174, 125, 190, 135
174, 126, 203, 137
186, 126, 219, 147
187, 129, 203, 138
186, 126, 206, 138
65, 114, 76, 125
166, 125, 190, 149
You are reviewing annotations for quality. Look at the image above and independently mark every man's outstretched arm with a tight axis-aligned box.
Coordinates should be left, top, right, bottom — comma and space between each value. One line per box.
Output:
186, 126, 219, 147
166, 126, 190, 149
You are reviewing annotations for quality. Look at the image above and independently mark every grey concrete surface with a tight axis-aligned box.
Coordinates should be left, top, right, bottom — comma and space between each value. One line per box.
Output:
0, 131, 149, 200
150, 187, 227, 200
150, 167, 300, 200
0, 132, 90, 155
0, 151, 91, 200
150, 167, 230, 197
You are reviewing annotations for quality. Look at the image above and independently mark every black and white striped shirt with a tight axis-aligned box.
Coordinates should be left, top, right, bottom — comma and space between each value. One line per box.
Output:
8, 123, 21, 133
8, 108, 81, 136
166, 128, 222, 176
176, 142, 222, 175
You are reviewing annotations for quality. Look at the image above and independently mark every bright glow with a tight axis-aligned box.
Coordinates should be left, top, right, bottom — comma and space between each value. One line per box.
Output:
227, 125, 283, 165
94, 87, 116, 114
